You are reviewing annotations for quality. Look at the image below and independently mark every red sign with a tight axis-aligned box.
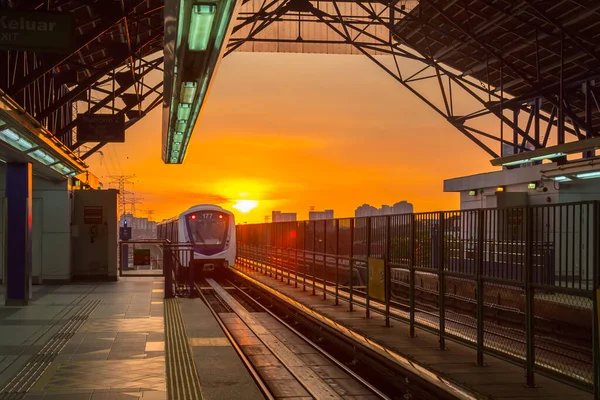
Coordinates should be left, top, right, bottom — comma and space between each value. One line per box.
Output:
84, 206, 103, 224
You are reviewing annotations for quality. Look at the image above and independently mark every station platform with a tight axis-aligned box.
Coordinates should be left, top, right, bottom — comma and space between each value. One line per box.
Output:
0, 277, 269, 400
0, 278, 167, 399
231, 263, 594, 400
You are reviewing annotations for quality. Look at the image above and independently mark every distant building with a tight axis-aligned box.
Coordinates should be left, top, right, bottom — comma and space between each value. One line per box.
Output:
392, 201, 414, 214
355, 204, 378, 217
120, 213, 157, 240
272, 211, 297, 222
309, 209, 334, 220
354, 201, 414, 217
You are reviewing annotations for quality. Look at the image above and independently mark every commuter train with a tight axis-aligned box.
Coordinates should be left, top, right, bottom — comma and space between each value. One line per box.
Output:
157, 204, 236, 273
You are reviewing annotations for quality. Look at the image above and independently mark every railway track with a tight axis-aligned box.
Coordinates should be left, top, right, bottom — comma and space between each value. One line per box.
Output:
240, 256, 593, 385
194, 276, 391, 400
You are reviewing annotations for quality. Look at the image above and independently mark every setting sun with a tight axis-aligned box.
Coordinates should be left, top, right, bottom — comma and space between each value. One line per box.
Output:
232, 200, 259, 213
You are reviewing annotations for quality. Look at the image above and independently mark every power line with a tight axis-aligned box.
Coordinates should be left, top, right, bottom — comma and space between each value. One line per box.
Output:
108, 175, 135, 217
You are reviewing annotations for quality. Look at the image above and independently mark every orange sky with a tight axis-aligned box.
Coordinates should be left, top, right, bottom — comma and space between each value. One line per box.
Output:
85, 52, 496, 223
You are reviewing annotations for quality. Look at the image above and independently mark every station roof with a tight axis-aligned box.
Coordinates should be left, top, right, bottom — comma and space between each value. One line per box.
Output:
49, 0, 163, 86
394, 0, 600, 132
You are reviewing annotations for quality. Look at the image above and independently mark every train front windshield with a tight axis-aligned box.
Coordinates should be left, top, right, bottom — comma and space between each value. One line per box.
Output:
186, 211, 228, 245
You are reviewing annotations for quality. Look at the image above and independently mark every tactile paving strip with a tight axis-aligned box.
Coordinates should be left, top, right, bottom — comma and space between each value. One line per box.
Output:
0, 299, 101, 398
164, 298, 203, 400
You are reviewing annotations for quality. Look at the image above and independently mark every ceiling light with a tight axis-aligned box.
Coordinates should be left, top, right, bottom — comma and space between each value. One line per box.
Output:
180, 82, 197, 104
188, 4, 217, 51
29, 149, 57, 165
576, 171, 600, 179
0, 128, 36, 151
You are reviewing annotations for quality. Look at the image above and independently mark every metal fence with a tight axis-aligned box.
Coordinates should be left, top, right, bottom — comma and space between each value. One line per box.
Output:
236, 201, 600, 394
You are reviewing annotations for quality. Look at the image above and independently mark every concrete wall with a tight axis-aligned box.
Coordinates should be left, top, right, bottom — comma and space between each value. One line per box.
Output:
71, 190, 118, 281
0, 164, 71, 284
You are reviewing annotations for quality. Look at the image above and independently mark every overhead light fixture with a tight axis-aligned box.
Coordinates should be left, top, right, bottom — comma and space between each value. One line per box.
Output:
162, 0, 238, 164
51, 162, 75, 176
530, 153, 565, 162
468, 190, 476, 196
177, 104, 191, 120
29, 149, 57, 165
180, 82, 197, 104
501, 153, 565, 167
0, 128, 36, 151
492, 137, 600, 168
553, 176, 571, 182
576, 171, 600, 179
528, 183, 537, 189
188, 4, 217, 51
176, 120, 187, 132
496, 186, 505, 192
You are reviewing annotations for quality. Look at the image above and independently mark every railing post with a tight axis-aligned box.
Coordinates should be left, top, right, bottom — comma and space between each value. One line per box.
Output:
366, 217, 372, 319
189, 248, 194, 298
438, 212, 446, 350
275, 225, 279, 281
335, 219, 340, 306
281, 224, 286, 282
303, 222, 307, 292
294, 228, 299, 288
409, 213, 416, 337
323, 219, 327, 301
312, 220, 317, 296
164, 244, 172, 298
525, 206, 536, 386
349, 218, 355, 312
476, 209, 485, 366
594, 202, 600, 399
385, 215, 391, 327
287, 247, 291, 285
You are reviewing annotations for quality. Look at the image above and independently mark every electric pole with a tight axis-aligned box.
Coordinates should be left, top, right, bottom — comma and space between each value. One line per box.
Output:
108, 175, 135, 218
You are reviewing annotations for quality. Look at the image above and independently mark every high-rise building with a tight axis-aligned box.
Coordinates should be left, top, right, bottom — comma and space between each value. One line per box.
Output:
272, 211, 297, 222
355, 204, 378, 217
392, 200, 414, 214
354, 201, 414, 217
309, 209, 334, 220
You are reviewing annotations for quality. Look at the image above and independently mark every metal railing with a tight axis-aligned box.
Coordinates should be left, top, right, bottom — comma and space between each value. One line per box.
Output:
236, 201, 600, 395
163, 242, 196, 298
118, 240, 166, 277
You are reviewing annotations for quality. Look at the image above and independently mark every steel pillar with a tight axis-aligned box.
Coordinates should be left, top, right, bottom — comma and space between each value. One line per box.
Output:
5, 163, 33, 306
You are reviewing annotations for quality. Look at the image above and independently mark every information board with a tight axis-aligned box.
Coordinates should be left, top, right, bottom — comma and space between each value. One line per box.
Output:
84, 206, 102, 224
77, 114, 125, 142
368, 257, 386, 303
119, 227, 132, 241
134, 249, 151, 266
0, 10, 75, 53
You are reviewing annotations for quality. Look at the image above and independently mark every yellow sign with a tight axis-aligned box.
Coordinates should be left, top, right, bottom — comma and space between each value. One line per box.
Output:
368, 257, 386, 302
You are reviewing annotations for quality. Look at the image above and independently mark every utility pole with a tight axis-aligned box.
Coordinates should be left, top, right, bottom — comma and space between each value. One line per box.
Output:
127, 194, 144, 217
146, 209, 155, 221
108, 175, 135, 219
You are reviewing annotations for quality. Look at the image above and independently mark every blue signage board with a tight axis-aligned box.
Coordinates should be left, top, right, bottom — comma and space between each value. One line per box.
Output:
119, 227, 132, 241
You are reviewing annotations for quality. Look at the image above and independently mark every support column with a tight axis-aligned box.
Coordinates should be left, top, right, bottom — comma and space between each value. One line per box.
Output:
5, 162, 32, 306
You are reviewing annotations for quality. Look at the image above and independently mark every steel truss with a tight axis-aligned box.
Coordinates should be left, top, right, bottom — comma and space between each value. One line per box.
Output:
0, 0, 164, 159
2, 0, 598, 163
228, 0, 600, 161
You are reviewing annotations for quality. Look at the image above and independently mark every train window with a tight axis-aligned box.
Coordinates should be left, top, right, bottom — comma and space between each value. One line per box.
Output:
186, 211, 228, 245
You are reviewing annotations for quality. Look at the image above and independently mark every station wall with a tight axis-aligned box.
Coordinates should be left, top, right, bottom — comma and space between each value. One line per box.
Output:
0, 164, 71, 284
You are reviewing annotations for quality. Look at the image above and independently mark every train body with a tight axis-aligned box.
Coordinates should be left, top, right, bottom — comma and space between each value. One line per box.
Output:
157, 204, 236, 272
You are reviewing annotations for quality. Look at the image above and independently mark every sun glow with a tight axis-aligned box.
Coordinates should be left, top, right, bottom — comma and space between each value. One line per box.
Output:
232, 200, 259, 213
